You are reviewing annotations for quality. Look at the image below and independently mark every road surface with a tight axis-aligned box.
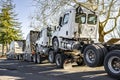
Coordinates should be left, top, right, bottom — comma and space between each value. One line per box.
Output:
0, 58, 116, 80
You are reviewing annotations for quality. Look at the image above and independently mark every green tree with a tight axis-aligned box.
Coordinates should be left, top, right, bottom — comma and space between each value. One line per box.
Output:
0, 0, 22, 55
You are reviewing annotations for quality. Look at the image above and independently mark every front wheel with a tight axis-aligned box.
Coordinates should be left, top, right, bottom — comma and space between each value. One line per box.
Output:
33, 54, 37, 63
23, 54, 27, 61
48, 50, 55, 63
16, 55, 19, 60
104, 50, 120, 79
52, 38, 59, 52
36, 54, 42, 64
55, 53, 66, 68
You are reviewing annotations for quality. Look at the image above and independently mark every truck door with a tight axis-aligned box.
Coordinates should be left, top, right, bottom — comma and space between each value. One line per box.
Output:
59, 13, 70, 38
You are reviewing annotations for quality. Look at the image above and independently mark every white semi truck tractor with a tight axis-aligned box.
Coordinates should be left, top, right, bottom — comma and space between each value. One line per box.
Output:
33, 27, 53, 64
23, 30, 39, 62
52, 6, 120, 79
51, 5, 120, 79
51, 5, 98, 68
6, 40, 25, 60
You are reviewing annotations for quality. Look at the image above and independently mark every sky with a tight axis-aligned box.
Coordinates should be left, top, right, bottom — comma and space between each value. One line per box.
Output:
13, 0, 35, 39
12, 0, 120, 42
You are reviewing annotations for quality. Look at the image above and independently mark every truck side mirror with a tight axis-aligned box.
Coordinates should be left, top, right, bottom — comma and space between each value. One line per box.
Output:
59, 17, 63, 27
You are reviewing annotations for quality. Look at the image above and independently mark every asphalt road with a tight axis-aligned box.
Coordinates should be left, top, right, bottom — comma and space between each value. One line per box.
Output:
0, 58, 117, 80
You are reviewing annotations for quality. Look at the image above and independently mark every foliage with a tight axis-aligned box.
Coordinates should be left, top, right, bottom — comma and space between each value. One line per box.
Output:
0, 0, 22, 54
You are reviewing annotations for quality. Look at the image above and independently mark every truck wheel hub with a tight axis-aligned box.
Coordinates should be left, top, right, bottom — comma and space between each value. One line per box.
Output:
108, 56, 120, 74
86, 50, 96, 63
54, 41, 58, 49
49, 53, 53, 62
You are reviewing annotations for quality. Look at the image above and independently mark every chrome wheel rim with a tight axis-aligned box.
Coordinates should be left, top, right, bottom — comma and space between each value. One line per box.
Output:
108, 56, 120, 74
86, 50, 96, 63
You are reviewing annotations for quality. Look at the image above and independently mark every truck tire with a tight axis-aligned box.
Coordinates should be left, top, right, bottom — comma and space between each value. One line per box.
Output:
33, 54, 37, 63
23, 54, 26, 61
17, 55, 19, 60
18, 55, 21, 60
97, 44, 108, 65
6, 54, 10, 60
52, 38, 59, 52
26, 54, 32, 62
35, 45, 39, 53
36, 54, 42, 64
10, 54, 13, 59
55, 53, 66, 68
48, 50, 55, 63
83, 44, 103, 67
97, 44, 108, 56
6, 55, 9, 60
21, 54, 23, 60
8, 55, 11, 59
104, 50, 120, 79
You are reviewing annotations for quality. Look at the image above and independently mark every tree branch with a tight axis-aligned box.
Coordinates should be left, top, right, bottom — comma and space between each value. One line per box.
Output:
100, 0, 117, 28
104, 7, 120, 35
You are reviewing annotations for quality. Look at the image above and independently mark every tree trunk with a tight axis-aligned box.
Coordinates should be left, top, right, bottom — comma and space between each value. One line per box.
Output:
2, 44, 4, 56
99, 35, 104, 42
6, 44, 9, 52
6, 43, 9, 55
99, 24, 105, 42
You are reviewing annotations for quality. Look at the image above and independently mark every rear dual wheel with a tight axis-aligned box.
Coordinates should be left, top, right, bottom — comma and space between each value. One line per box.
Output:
33, 54, 42, 64
104, 50, 120, 79
55, 53, 66, 68
33, 54, 37, 63
48, 50, 55, 63
83, 44, 105, 67
36, 54, 42, 64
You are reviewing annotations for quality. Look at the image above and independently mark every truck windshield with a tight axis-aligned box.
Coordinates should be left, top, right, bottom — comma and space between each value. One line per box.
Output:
87, 14, 97, 25
75, 13, 86, 24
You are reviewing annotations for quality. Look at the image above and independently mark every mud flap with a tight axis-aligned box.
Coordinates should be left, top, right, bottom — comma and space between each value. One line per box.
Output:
63, 59, 72, 69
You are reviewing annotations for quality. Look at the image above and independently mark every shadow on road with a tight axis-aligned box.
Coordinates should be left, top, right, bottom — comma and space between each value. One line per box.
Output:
0, 58, 116, 80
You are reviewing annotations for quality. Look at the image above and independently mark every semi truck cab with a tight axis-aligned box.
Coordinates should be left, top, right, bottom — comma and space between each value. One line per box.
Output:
52, 6, 98, 51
